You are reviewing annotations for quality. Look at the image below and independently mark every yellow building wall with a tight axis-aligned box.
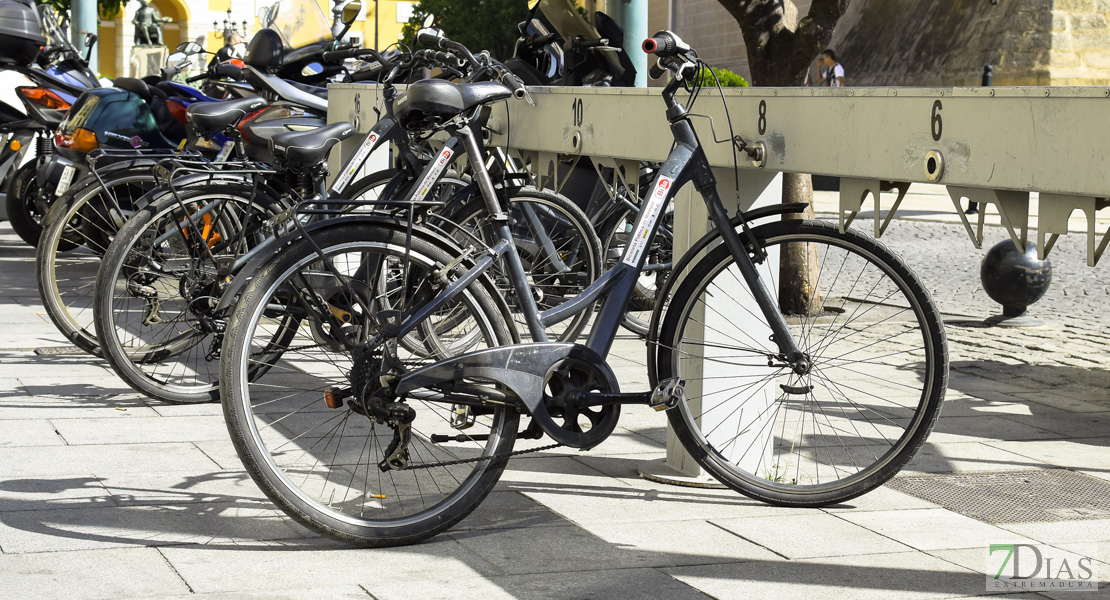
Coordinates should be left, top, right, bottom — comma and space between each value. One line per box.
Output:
96, 0, 426, 78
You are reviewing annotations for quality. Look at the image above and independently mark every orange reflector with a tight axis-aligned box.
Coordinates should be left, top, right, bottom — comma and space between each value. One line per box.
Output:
324, 388, 344, 409
56, 127, 98, 152
18, 87, 71, 110
9, 139, 19, 151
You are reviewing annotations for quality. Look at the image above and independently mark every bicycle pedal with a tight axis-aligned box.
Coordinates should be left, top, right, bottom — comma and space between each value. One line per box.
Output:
649, 377, 686, 411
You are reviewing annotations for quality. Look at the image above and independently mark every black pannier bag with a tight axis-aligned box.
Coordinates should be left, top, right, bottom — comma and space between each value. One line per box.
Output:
0, 0, 46, 67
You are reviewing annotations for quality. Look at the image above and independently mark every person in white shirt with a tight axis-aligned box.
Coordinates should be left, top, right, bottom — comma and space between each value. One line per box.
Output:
817, 49, 845, 87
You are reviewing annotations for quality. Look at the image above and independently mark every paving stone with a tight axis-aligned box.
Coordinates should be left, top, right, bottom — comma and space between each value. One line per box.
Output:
985, 438, 1110, 471
0, 547, 191, 599
904, 440, 1053, 474
0, 443, 220, 477
665, 551, 987, 600
51, 415, 232, 446
0, 418, 66, 447
924, 414, 1062, 444
579, 519, 782, 564
837, 508, 1036, 551
454, 490, 569, 532
0, 502, 307, 553
149, 588, 374, 600
159, 538, 500, 594
95, 469, 271, 506
0, 396, 159, 420
710, 512, 914, 559
453, 521, 755, 575
0, 475, 114, 512
486, 568, 715, 600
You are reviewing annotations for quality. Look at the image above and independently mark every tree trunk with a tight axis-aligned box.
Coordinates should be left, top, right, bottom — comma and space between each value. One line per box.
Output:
778, 172, 824, 315
713, 0, 849, 315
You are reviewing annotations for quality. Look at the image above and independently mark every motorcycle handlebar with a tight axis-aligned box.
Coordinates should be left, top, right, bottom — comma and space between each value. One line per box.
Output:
417, 30, 444, 48
185, 72, 207, 83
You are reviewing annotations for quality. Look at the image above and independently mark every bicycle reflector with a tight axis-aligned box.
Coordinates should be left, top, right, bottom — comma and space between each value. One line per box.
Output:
18, 87, 71, 110
55, 127, 98, 152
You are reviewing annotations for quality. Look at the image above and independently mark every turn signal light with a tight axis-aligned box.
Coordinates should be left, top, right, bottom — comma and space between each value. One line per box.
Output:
9, 140, 19, 151
54, 128, 98, 152
18, 87, 71, 110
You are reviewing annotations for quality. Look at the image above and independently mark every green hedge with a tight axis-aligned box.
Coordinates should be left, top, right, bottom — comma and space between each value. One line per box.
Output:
697, 65, 749, 88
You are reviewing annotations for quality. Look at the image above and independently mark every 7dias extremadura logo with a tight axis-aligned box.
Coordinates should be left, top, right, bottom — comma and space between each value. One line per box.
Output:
987, 544, 1099, 592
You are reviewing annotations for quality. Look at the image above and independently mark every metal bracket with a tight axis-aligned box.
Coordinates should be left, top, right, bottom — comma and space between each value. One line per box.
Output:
946, 186, 1030, 251
1037, 194, 1110, 266
838, 178, 911, 238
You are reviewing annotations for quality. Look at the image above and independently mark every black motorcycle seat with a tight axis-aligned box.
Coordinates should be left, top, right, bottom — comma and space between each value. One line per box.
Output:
114, 77, 188, 143
187, 97, 268, 133
269, 121, 354, 166
243, 66, 328, 114
114, 77, 161, 103
395, 80, 512, 128
287, 80, 329, 101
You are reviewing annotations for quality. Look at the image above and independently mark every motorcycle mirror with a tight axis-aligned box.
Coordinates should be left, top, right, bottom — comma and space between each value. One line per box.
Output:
423, 14, 434, 28
342, 0, 362, 25
176, 41, 204, 55
84, 32, 98, 48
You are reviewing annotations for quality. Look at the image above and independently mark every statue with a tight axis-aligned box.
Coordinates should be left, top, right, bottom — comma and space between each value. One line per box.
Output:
132, 0, 172, 46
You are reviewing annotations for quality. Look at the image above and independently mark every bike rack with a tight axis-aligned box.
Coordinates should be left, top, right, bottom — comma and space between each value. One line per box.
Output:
329, 82, 1110, 266
326, 82, 1110, 485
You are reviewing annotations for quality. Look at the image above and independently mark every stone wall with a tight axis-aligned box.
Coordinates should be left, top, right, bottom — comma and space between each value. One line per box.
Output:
646, 0, 1110, 87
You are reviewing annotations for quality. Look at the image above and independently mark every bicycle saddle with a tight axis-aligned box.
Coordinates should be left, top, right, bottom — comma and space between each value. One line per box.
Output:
395, 79, 512, 129
186, 97, 268, 133
269, 121, 354, 166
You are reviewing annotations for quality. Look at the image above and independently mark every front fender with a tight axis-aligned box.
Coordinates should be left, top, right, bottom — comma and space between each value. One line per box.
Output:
644, 202, 813, 384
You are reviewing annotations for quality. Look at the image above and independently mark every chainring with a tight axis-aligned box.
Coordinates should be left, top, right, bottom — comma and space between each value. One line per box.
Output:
535, 357, 620, 449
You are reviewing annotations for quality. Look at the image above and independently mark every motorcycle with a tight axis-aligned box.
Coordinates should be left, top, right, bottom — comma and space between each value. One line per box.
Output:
0, 0, 102, 241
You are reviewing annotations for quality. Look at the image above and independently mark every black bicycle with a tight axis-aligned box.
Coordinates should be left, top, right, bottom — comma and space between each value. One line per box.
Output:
216, 30, 948, 547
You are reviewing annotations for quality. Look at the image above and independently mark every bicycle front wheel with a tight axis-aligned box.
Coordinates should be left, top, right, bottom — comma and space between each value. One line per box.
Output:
220, 222, 518, 546
655, 219, 947, 506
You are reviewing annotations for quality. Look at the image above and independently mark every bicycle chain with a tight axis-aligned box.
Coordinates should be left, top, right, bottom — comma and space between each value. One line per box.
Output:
401, 442, 563, 470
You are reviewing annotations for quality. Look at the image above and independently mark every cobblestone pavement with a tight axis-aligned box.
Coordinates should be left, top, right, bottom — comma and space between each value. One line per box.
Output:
817, 210, 1110, 412
2, 211, 1110, 600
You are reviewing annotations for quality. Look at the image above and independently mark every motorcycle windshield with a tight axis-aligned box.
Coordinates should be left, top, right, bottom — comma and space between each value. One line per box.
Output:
537, 0, 601, 42
258, 0, 331, 49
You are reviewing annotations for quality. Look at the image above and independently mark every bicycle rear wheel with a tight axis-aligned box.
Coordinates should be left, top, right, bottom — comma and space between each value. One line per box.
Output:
655, 219, 947, 506
220, 222, 518, 546
94, 186, 288, 403
36, 173, 158, 355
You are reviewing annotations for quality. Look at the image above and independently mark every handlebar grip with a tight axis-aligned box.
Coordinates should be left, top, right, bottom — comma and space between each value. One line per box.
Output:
417, 31, 444, 48
648, 60, 667, 80
214, 63, 241, 78
185, 72, 207, 83
322, 48, 357, 62
496, 68, 527, 99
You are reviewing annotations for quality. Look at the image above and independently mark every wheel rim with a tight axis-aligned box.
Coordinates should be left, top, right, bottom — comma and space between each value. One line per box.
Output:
231, 237, 516, 530
661, 228, 940, 497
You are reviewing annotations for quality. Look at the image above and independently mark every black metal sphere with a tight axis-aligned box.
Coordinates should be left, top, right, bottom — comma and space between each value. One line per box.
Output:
980, 240, 1052, 316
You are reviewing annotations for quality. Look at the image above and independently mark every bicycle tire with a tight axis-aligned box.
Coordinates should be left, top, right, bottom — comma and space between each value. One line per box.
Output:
655, 219, 947, 506
220, 221, 518, 546
36, 172, 160, 355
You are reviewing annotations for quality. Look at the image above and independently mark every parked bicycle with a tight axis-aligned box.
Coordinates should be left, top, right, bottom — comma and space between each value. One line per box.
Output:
215, 30, 948, 547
